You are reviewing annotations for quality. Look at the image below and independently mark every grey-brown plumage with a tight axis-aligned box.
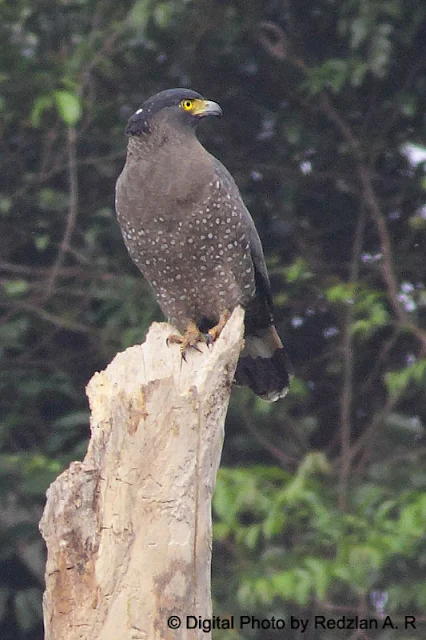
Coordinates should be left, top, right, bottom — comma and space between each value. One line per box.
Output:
115, 89, 293, 400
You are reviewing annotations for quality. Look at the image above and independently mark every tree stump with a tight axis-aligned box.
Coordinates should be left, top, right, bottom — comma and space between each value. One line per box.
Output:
39, 307, 245, 640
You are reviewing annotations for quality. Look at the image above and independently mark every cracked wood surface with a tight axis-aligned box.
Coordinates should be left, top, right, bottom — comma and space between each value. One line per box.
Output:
40, 307, 244, 640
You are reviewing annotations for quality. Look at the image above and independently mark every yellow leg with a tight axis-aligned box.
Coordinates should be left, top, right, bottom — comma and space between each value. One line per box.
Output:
207, 309, 231, 343
167, 321, 206, 359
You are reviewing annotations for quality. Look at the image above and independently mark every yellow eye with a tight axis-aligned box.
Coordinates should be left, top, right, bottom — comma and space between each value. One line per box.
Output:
181, 99, 194, 111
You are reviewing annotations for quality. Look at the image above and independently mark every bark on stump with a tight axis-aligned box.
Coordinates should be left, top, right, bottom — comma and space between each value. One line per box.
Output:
40, 307, 245, 640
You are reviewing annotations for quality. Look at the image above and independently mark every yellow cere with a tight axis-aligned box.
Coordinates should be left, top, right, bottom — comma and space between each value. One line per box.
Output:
180, 98, 206, 114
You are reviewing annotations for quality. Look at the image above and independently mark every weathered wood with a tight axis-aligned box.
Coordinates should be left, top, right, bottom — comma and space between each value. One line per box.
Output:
40, 307, 244, 640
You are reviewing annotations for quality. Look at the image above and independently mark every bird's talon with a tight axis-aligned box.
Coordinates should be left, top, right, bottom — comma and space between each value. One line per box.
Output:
167, 333, 183, 347
168, 322, 205, 359
207, 309, 231, 344
205, 333, 214, 347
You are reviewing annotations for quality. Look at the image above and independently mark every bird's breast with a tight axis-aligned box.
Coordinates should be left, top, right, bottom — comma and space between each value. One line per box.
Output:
116, 154, 255, 329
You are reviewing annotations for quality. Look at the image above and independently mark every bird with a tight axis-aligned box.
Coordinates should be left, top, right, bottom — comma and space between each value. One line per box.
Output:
115, 88, 293, 401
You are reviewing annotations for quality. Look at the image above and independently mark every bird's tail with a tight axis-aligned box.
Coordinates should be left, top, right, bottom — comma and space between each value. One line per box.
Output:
234, 325, 293, 402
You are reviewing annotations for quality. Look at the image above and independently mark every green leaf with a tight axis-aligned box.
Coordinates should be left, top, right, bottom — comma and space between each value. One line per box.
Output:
351, 17, 368, 49
293, 568, 313, 605
0, 195, 12, 215
384, 360, 426, 394
31, 95, 53, 127
271, 571, 297, 599
126, 0, 151, 28
351, 62, 368, 86
3, 279, 29, 296
369, 24, 393, 78
287, 376, 310, 399
243, 524, 261, 549
325, 283, 355, 303
54, 90, 82, 126
34, 234, 50, 251
213, 522, 231, 540
213, 474, 237, 524
254, 577, 273, 604
153, 2, 177, 29
284, 258, 312, 283
304, 557, 330, 600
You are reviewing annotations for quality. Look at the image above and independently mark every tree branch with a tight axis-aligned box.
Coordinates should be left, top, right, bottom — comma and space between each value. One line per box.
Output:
338, 207, 366, 509
44, 127, 79, 300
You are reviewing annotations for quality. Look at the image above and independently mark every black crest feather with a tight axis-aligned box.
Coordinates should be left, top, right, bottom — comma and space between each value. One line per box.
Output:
125, 88, 203, 136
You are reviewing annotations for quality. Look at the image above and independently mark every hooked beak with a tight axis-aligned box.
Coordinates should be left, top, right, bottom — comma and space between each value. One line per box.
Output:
192, 99, 223, 118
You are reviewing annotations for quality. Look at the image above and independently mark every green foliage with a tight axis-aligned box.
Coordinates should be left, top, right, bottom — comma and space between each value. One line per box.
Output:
325, 283, 355, 303
385, 359, 426, 394
214, 464, 426, 612
54, 91, 82, 126
350, 288, 390, 336
2, 279, 30, 297
302, 58, 368, 94
283, 258, 313, 284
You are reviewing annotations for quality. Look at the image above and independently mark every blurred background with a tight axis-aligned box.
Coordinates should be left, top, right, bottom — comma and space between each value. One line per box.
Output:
1, 0, 426, 638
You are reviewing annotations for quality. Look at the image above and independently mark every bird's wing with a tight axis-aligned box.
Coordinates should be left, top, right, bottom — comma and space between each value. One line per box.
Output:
211, 157, 274, 312
245, 208, 274, 310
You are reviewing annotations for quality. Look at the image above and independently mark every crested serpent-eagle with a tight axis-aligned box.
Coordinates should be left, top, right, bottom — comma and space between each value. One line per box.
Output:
115, 88, 293, 401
